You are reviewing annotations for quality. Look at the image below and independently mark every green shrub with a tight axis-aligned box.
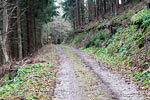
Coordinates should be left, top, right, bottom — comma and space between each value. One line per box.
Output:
85, 32, 106, 48
97, 23, 107, 30
142, 19, 150, 29
140, 69, 150, 84
107, 35, 115, 46
131, 9, 150, 25
106, 27, 122, 46
71, 32, 86, 45
137, 36, 144, 48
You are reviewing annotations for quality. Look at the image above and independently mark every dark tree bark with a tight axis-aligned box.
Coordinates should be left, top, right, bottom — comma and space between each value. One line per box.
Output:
81, 0, 85, 25
103, 0, 107, 13
17, 0, 22, 59
0, 0, 9, 63
76, 0, 81, 28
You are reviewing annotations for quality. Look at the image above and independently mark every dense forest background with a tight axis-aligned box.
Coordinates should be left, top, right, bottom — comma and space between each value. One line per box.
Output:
62, 0, 144, 29
0, 0, 58, 64
0, 0, 148, 64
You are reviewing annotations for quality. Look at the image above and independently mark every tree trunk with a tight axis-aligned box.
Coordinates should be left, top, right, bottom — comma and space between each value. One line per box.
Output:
114, 0, 118, 16
1, 0, 9, 63
17, 1, 22, 59
81, 0, 85, 25
26, 0, 31, 53
103, 0, 107, 13
76, 0, 81, 28
96, 0, 100, 19
0, 31, 9, 63
88, 0, 92, 22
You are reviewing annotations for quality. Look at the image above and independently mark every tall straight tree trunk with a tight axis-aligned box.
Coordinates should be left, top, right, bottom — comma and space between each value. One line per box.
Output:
17, 1, 22, 59
76, 0, 81, 28
32, 11, 35, 50
114, 0, 119, 16
99, 0, 103, 16
81, 0, 84, 26
32, 0, 37, 49
88, 1, 92, 22
33, 16, 37, 49
94, 0, 96, 18
30, 0, 34, 50
26, 0, 31, 53
75, 0, 78, 28
96, 0, 100, 19
0, 0, 9, 63
103, 0, 107, 13
110, 0, 114, 13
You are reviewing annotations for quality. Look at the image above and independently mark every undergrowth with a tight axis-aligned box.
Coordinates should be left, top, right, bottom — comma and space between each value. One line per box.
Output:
74, 8, 150, 89
0, 45, 57, 100
0, 63, 55, 99
85, 29, 109, 48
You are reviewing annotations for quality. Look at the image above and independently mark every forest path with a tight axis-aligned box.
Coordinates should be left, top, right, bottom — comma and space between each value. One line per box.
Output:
52, 45, 143, 100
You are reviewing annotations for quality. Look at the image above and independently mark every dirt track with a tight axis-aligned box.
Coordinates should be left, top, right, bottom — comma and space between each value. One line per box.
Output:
52, 45, 143, 100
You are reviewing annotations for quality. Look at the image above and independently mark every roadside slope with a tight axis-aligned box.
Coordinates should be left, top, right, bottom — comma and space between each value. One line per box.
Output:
66, 1, 150, 97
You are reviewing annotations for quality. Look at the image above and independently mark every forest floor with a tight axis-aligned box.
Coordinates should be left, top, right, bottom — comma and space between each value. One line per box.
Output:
52, 45, 145, 100
0, 45, 148, 99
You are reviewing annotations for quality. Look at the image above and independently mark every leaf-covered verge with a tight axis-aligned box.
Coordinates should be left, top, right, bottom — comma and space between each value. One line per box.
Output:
0, 64, 55, 99
67, 2, 150, 97
0, 45, 58, 100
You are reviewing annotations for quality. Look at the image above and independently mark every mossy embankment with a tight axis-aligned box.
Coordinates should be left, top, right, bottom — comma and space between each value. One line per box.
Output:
65, 1, 150, 92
